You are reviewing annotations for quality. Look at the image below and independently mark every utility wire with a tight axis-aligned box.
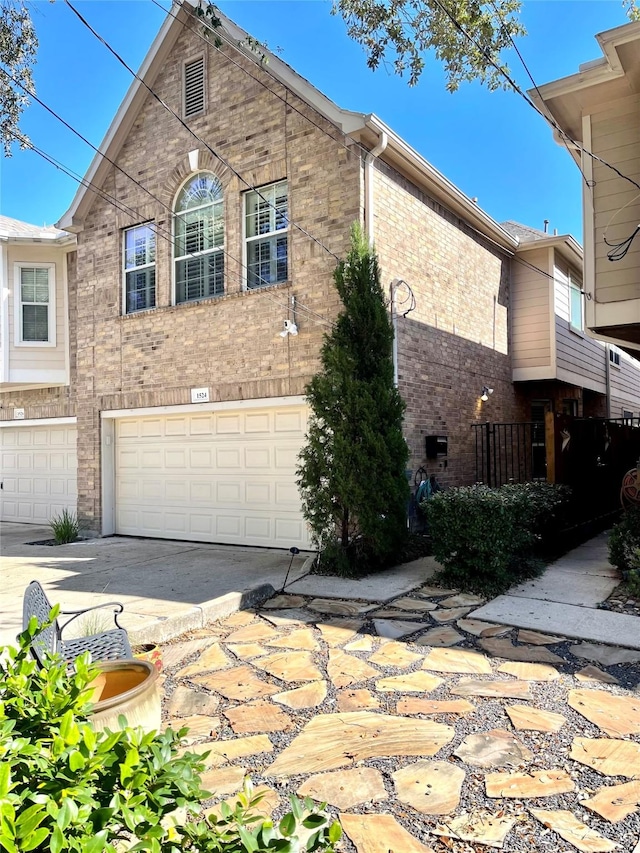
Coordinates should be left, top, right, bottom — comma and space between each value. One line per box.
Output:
430, 0, 640, 193
0, 70, 333, 327
11, 130, 334, 328
150, 0, 366, 167
63, 0, 342, 264
486, 0, 593, 191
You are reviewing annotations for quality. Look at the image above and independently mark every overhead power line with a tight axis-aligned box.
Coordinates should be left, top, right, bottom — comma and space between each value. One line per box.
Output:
150, 0, 366, 167
62, 0, 342, 264
430, 0, 640, 194
10, 129, 333, 328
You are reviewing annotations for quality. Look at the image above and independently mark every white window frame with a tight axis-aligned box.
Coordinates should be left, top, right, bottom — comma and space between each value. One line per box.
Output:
183, 54, 206, 120
14, 262, 56, 347
243, 180, 289, 290
568, 273, 584, 333
172, 171, 225, 305
609, 346, 621, 368
123, 223, 156, 314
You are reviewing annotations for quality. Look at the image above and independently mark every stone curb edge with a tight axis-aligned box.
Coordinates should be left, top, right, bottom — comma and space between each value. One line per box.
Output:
128, 583, 276, 646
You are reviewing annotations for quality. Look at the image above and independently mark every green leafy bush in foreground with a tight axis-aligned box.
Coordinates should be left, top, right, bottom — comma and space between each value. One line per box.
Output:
424, 482, 570, 595
0, 614, 341, 853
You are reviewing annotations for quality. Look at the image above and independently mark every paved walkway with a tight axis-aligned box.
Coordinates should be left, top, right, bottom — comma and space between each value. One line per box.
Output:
158, 585, 640, 853
472, 533, 640, 650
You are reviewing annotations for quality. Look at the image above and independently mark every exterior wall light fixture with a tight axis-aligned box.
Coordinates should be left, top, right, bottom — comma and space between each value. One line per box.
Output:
480, 386, 494, 402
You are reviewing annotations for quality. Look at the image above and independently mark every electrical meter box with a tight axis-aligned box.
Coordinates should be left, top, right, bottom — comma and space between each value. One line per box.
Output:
425, 435, 448, 458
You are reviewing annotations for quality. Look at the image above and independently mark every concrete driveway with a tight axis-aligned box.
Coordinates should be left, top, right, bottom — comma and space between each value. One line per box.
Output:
0, 522, 309, 648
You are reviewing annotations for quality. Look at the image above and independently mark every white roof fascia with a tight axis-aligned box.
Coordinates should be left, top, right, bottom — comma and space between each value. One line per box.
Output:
532, 21, 640, 106
363, 115, 517, 252
514, 233, 583, 266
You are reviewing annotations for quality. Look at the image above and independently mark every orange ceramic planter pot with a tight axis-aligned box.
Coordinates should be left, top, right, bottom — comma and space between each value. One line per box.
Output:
89, 659, 161, 733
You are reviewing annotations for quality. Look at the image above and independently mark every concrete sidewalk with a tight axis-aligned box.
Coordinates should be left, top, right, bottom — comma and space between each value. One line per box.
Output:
3, 521, 638, 654
471, 532, 640, 649
0, 522, 310, 647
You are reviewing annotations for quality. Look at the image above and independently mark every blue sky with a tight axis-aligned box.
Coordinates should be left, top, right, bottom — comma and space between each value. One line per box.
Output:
0, 1, 630, 241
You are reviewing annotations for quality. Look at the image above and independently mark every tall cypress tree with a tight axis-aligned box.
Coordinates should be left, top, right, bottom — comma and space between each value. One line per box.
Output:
297, 225, 409, 574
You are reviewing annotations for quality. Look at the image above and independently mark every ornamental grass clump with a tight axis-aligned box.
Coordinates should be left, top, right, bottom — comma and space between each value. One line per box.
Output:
0, 613, 341, 853
49, 508, 79, 544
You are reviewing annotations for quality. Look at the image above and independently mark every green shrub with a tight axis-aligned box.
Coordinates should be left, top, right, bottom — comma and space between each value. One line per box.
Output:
0, 615, 341, 853
424, 482, 570, 595
608, 505, 640, 574
49, 508, 79, 544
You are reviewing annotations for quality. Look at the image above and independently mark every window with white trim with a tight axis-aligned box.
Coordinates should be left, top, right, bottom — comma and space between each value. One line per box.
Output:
244, 180, 288, 289
569, 274, 583, 332
16, 264, 55, 345
184, 56, 205, 119
124, 223, 156, 313
174, 172, 224, 304
609, 347, 621, 367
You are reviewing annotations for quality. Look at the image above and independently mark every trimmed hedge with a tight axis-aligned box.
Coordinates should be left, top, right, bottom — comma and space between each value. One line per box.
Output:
424, 482, 570, 594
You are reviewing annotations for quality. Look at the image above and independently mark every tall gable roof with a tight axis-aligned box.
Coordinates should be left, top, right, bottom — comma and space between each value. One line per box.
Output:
57, 2, 516, 251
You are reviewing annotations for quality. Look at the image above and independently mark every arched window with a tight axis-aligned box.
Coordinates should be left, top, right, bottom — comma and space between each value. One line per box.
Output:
174, 172, 224, 303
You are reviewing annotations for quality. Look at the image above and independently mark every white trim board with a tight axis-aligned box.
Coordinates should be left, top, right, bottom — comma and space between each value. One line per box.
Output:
101, 395, 307, 420
0, 417, 77, 428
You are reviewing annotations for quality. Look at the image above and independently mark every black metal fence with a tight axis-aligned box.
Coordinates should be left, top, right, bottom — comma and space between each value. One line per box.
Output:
473, 421, 547, 487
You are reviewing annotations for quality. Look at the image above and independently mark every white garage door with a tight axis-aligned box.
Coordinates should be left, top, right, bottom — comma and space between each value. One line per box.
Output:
114, 405, 311, 548
0, 423, 77, 524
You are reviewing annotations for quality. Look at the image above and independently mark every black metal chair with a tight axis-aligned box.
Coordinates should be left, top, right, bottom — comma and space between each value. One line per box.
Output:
22, 580, 132, 667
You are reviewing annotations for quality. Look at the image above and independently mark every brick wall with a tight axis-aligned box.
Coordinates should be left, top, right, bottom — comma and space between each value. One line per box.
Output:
71, 26, 362, 529
372, 160, 523, 486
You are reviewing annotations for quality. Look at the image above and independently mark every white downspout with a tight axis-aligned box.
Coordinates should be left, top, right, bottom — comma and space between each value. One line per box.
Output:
365, 130, 388, 245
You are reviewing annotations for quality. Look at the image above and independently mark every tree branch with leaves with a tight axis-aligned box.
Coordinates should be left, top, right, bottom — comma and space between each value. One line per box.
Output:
0, 0, 37, 156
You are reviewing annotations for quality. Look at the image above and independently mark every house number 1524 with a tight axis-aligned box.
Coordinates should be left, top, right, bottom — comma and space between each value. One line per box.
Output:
190, 387, 210, 403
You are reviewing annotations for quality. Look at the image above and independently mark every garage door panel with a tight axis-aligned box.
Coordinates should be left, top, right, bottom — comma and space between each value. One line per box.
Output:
216, 482, 240, 503
216, 448, 241, 468
18, 479, 33, 494
246, 482, 271, 504
114, 407, 310, 548
216, 515, 241, 535
245, 447, 270, 468
0, 424, 77, 523
189, 416, 213, 435
217, 414, 241, 434
185, 482, 211, 501
190, 514, 214, 535
189, 448, 213, 468
275, 410, 305, 432
245, 412, 271, 433
245, 516, 271, 540
141, 419, 163, 437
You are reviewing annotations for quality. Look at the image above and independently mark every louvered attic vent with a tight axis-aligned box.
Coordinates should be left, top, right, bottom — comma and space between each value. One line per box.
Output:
184, 57, 205, 118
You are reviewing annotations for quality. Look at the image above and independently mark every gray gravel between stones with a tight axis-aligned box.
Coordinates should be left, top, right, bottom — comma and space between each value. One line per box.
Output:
158, 590, 640, 853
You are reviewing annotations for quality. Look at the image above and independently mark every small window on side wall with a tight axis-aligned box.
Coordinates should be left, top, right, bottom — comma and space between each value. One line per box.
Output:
16, 264, 55, 345
609, 347, 621, 367
124, 224, 156, 313
245, 180, 288, 289
569, 275, 583, 332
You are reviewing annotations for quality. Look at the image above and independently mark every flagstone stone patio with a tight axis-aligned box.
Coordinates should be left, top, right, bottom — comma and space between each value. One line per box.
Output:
157, 584, 640, 852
